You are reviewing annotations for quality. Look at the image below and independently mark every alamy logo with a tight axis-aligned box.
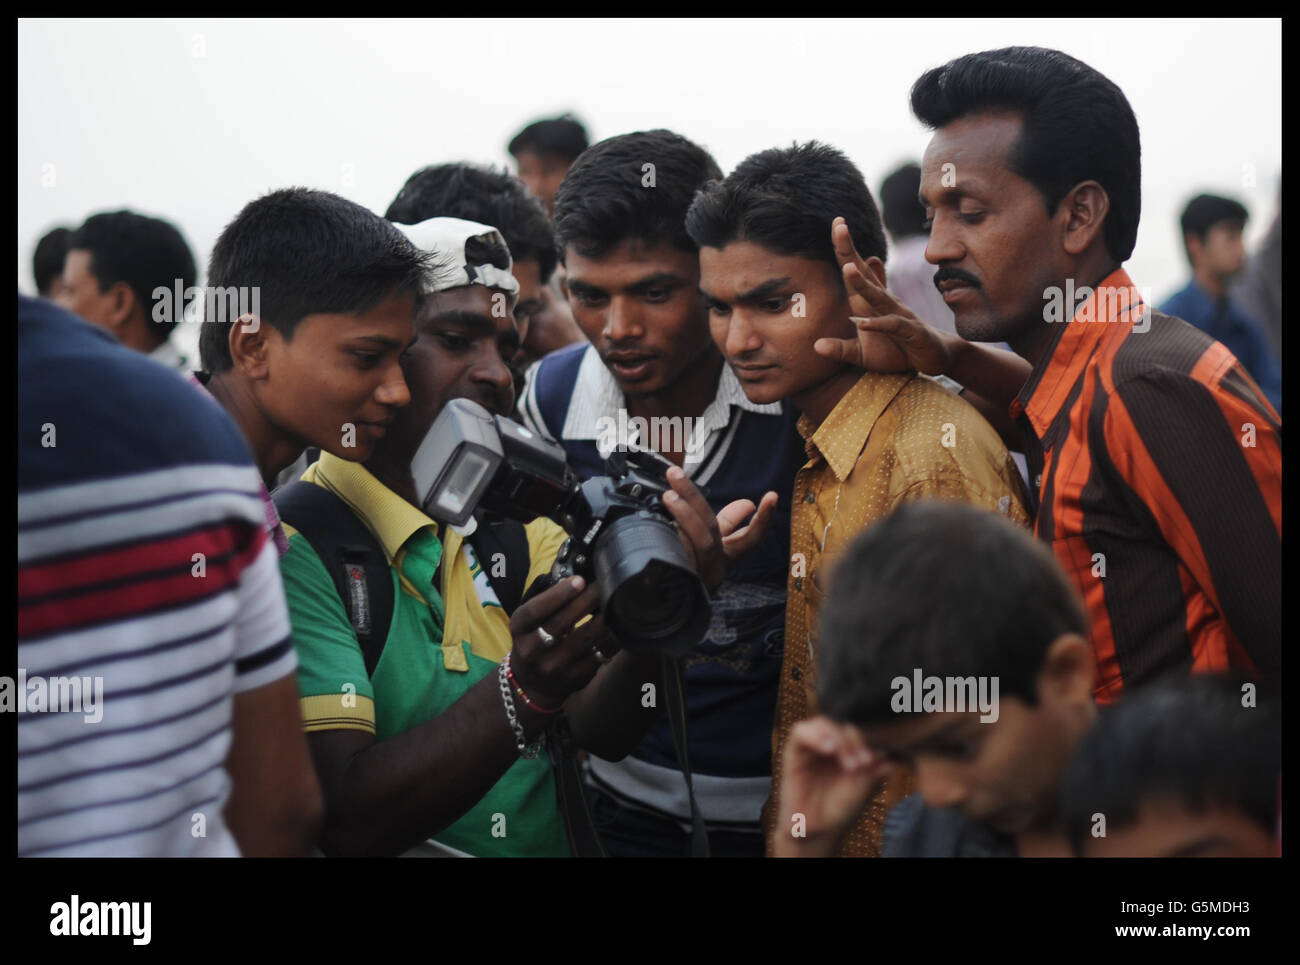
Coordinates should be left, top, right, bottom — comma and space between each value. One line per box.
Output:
49, 895, 151, 945
2, 670, 103, 723
594, 409, 705, 456
1042, 281, 1152, 334
890, 669, 1000, 723
152, 280, 261, 328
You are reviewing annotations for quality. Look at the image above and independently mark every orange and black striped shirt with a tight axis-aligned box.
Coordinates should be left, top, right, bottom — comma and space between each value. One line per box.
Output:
1010, 268, 1281, 704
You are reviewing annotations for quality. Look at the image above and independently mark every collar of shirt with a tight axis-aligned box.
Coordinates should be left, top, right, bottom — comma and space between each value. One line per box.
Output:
797, 371, 914, 481
302, 451, 443, 570
1011, 267, 1145, 440
560, 343, 782, 468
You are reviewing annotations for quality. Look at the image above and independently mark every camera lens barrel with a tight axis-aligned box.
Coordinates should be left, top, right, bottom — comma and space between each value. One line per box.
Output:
591, 512, 711, 656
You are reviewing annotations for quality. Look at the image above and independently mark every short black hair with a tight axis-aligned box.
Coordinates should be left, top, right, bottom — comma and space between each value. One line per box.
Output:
553, 129, 722, 262
685, 141, 888, 276
1180, 193, 1249, 250
910, 46, 1142, 263
1060, 675, 1280, 854
33, 226, 72, 296
817, 501, 1088, 726
508, 114, 589, 163
879, 163, 927, 241
67, 211, 197, 343
199, 188, 430, 373
385, 162, 558, 284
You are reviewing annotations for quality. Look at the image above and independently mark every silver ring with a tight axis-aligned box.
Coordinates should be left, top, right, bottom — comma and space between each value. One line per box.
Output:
591, 644, 612, 665
536, 626, 556, 648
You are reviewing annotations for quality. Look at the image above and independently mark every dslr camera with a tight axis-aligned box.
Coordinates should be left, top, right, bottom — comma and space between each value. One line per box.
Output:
411, 398, 711, 656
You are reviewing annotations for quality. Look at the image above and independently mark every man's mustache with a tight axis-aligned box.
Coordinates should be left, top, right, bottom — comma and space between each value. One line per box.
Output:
933, 267, 982, 291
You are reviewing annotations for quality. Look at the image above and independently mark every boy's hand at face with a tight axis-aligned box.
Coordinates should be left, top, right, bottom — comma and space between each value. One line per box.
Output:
773, 715, 893, 858
814, 217, 955, 378
661, 466, 778, 590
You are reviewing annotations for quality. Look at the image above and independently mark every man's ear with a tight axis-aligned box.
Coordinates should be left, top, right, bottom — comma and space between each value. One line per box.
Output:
227, 316, 273, 380
104, 281, 137, 332
861, 255, 887, 289
1036, 633, 1095, 705
1060, 181, 1110, 257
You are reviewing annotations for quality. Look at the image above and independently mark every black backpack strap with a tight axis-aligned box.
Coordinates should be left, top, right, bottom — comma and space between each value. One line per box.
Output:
467, 511, 531, 615
273, 481, 395, 677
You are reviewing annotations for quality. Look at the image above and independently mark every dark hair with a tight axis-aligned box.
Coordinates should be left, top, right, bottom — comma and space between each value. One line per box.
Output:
1060, 675, 1280, 853
817, 501, 1088, 725
685, 141, 887, 275
507, 114, 589, 163
880, 163, 927, 241
553, 129, 722, 261
67, 211, 197, 343
910, 46, 1142, 263
33, 226, 72, 296
385, 162, 558, 283
200, 188, 430, 373
1179, 193, 1250, 262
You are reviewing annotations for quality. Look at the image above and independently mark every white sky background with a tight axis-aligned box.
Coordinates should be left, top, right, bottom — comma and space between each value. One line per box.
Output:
19, 17, 1281, 334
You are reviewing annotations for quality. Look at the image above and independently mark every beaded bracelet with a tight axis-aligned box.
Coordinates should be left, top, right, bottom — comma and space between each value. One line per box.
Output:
497, 655, 544, 759
505, 657, 563, 715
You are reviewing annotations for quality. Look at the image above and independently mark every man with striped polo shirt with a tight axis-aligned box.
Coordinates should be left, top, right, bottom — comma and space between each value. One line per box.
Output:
18, 294, 322, 856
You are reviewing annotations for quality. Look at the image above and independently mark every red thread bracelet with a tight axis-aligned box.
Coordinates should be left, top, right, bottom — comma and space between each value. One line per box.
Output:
505, 656, 562, 715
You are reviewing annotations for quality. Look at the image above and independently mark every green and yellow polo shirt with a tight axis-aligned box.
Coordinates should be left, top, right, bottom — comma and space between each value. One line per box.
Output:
278, 452, 571, 857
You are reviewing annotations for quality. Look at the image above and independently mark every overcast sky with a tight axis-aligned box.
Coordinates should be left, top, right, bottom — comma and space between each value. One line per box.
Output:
19, 18, 1281, 323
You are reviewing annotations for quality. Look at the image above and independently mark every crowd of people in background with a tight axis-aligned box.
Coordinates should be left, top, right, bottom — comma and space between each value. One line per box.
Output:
18, 46, 1281, 859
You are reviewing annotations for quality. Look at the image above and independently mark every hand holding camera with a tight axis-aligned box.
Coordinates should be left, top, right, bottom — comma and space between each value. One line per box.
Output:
507, 574, 619, 710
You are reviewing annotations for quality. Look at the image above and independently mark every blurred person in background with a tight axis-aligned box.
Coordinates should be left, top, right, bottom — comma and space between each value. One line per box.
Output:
19, 293, 323, 856
58, 210, 198, 372
32, 225, 72, 301
1230, 186, 1281, 357
508, 113, 590, 217
879, 162, 956, 336
1161, 193, 1282, 413
1060, 674, 1279, 857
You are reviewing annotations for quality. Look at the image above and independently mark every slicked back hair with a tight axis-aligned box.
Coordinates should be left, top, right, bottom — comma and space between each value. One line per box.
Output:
910, 46, 1142, 263
199, 188, 430, 373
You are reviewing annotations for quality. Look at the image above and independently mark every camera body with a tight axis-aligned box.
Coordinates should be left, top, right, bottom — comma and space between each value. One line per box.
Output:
412, 398, 711, 655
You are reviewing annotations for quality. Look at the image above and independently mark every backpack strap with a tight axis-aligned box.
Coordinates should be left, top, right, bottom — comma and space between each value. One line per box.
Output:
273, 481, 395, 678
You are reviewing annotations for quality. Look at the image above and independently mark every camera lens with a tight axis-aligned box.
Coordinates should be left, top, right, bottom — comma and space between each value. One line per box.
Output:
593, 513, 711, 656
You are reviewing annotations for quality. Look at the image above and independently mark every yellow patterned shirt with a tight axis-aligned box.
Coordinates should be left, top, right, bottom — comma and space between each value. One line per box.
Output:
766, 371, 1031, 857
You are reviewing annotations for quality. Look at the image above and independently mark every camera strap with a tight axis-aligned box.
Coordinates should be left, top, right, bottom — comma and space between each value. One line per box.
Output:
664, 655, 711, 857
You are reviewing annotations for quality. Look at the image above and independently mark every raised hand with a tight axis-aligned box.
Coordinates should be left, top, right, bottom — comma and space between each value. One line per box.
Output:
815, 217, 954, 377
773, 715, 893, 857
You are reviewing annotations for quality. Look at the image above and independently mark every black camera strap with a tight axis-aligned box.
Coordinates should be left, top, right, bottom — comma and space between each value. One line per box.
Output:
663, 655, 711, 858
